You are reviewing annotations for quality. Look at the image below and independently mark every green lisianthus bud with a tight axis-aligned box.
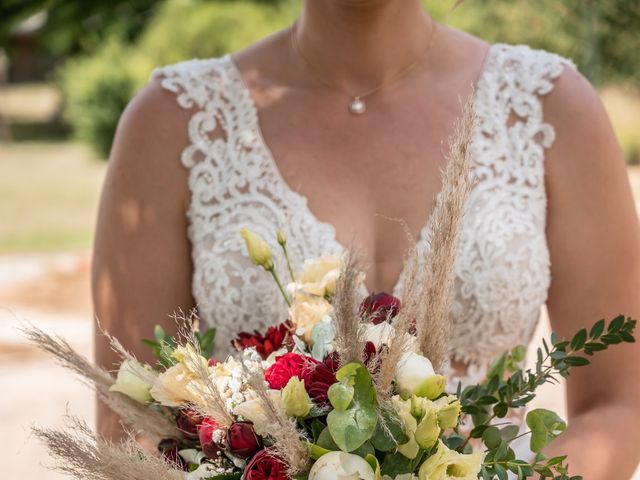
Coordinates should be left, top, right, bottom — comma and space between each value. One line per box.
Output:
282, 377, 311, 418
414, 403, 441, 450
414, 374, 447, 400
436, 399, 461, 430
276, 229, 287, 246
240, 228, 274, 270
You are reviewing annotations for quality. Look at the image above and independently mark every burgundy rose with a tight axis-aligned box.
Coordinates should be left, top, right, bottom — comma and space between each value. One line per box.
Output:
300, 354, 339, 405
264, 352, 318, 390
197, 417, 225, 459
158, 438, 187, 470
233, 321, 294, 360
245, 448, 288, 480
176, 407, 203, 439
359, 292, 401, 324
226, 421, 261, 458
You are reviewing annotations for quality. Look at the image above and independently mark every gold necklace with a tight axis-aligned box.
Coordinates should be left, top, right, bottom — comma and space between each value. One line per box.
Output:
290, 20, 438, 115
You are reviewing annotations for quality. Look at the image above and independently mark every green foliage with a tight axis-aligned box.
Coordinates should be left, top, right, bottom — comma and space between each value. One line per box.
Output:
426, 0, 640, 85
57, 0, 295, 158
458, 315, 636, 479
143, 323, 216, 368
326, 362, 379, 452
0, 0, 159, 56
526, 409, 566, 454
57, 41, 137, 157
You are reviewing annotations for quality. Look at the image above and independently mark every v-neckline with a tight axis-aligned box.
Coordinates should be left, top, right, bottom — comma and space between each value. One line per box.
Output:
225, 45, 496, 295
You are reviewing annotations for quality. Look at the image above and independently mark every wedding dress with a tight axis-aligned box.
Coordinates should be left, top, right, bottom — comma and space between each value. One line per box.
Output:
152, 44, 573, 471
152, 43, 572, 385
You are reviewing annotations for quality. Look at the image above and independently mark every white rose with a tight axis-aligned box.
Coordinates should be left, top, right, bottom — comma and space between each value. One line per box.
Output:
290, 253, 342, 297
289, 291, 333, 343
308, 452, 375, 480
395, 352, 446, 400
109, 359, 155, 404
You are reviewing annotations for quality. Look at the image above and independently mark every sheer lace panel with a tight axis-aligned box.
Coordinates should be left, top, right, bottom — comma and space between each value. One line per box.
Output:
152, 44, 573, 386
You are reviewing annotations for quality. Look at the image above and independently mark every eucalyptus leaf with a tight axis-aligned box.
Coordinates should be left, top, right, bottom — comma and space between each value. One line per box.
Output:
526, 409, 567, 453
326, 363, 378, 452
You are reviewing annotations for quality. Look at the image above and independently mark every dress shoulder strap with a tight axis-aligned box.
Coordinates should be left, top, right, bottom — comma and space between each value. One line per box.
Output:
476, 44, 575, 151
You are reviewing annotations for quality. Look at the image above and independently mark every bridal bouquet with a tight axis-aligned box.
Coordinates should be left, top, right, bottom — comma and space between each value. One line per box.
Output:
25, 103, 636, 480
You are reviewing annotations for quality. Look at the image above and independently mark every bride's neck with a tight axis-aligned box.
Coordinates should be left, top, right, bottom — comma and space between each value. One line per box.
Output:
297, 0, 433, 90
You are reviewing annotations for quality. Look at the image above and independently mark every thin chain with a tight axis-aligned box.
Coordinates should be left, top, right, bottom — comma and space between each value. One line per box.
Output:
290, 19, 438, 101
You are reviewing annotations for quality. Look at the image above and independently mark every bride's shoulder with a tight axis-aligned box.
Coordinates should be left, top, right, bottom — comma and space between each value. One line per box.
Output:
114, 55, 233, 149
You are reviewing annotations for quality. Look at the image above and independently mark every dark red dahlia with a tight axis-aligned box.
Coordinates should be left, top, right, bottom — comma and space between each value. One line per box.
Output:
226, 421, 261, 458
232, 321, 294, 360
244, 448, 288, 480
264, 352, 319, 390
300, 354, 339, 405
359, 292, 401, 324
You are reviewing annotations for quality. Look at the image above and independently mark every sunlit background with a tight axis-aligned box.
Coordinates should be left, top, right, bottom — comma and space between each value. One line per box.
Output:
1, 1, 639, 479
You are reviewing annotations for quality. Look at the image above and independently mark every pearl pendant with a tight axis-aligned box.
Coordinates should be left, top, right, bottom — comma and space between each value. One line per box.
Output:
349, 97, 366, 115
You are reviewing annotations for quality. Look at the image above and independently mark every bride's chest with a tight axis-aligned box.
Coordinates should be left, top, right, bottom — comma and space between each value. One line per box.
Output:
252, 90, 465, 290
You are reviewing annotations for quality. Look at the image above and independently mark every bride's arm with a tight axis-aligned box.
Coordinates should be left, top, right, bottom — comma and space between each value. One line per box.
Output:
92, 80, 196, 441
545, 66, 640, 478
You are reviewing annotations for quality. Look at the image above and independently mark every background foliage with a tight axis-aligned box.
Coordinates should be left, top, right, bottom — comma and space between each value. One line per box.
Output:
2, 0, 639, 158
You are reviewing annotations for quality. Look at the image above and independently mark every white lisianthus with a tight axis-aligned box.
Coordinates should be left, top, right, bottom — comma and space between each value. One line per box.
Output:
308, 451, 375, 480
150, 345, 210, 407
395, 352, 446, 400
150, 362, 204, 407
418, 440, 482, 480
234, 390, 283, 436
289, 291, 333, 343
290, 253, 342, 297
362, 321, 395, 349
392, 395, 420, 459
109, 360, 155, 404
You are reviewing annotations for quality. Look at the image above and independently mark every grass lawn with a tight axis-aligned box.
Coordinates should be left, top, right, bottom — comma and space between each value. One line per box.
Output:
0, 141, 106, 253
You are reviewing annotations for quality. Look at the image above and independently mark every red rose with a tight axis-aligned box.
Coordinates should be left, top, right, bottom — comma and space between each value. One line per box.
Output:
226, 421, 261, 458
264, 352, 318, 390
176, 408, 203, 439
359, 292, 401, 324
245, 448, 288, 480
158, 438, 187, 470
300, 354, 339, 405
197, 417, 225, 459
233, 321, 294, 360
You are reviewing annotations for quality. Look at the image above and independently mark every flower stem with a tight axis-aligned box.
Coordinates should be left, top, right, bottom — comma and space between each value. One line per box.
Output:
280, 243, 296, 283
269, 267, 292, 307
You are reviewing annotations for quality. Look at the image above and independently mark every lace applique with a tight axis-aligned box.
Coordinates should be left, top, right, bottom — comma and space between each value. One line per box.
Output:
152, 44, 573, 385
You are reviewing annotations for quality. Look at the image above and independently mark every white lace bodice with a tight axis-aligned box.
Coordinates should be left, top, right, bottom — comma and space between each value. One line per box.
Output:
152, 44, 573, 381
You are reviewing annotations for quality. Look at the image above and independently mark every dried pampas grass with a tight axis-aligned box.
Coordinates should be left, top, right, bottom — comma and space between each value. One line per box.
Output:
416, 97, 476, 371
172, 328, 234, 426
331, 251, 367, 366
33, 416, 184, 480
375, 96, 476, 390
22, 325, 179, 441
244, 366, 309, 476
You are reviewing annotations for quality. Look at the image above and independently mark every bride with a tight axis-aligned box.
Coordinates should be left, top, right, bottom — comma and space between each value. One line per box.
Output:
92, 1, 640, 477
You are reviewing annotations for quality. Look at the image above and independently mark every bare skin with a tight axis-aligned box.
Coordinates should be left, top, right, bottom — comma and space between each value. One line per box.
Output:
93, 0, 640, 476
